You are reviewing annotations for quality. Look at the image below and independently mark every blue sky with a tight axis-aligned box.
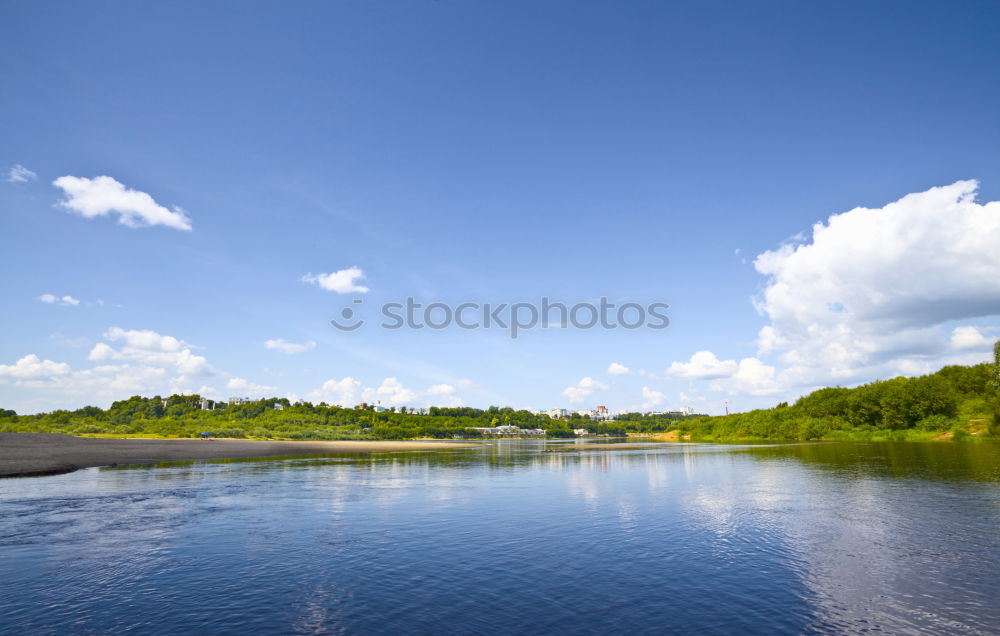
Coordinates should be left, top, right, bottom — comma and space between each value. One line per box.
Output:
2, 0, 1000, 414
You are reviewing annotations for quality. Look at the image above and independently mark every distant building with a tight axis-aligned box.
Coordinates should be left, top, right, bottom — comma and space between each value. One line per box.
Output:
199, 397, 214, 410
573, 428, 590, 436
273, 403, 284, 410
228, 397, 251, 406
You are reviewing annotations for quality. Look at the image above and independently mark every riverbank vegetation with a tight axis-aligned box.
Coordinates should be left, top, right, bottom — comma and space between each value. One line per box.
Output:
0, 400, 679, 440
2, 343, 997, 442
666, 343, 1000, 442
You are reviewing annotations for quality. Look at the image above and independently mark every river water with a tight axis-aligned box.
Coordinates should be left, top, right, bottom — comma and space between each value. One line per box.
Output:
2, 440, 999, 634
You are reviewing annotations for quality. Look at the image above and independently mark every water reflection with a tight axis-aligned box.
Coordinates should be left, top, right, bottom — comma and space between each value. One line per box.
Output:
1, 441, 999, 634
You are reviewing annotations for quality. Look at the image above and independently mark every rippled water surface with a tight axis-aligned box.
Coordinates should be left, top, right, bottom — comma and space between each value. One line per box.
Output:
2, 441, 1000, 634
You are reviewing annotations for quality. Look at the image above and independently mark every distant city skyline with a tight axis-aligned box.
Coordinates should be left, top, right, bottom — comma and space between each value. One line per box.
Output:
2, 1, 1000, 414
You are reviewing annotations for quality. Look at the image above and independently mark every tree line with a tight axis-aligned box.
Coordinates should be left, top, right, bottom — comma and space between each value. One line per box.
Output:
0, 397, 693, 440
671, 343, 1000, 442
2, 341, 996, 442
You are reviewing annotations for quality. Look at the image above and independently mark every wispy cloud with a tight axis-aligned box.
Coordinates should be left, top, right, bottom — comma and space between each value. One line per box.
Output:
641, 386, 664, 409
38, 294, 80, 306
227, 377, 277, 397
265, 338, 317, 354
53, 175, 192, 231
6, 164, 37, 183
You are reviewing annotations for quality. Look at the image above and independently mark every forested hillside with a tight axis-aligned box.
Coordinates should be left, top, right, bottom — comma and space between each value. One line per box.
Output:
670, 342, 1000, 442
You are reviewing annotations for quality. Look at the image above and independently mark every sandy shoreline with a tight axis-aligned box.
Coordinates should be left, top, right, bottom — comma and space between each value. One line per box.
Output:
0, 433, 480, 478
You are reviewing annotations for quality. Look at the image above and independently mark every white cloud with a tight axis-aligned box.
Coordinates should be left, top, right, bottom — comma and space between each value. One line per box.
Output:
88, 327, 213, 376
226, 377, 277, 397
309, 377, 362, 406
0, 352, 170, 405
49, 332, 90, 348
667, 351, 739, 379
666, 350, 782, 397
679, 391, 706, 404
7, 164, 37, 183
38, 294, 80, 306
1, 328, 231, 411
753, 180, 1000, 385
265, 338, 316, 354
302, 267, 369, 293
363, 377, 417, 405
561, 376, 607, 403
710, 358, 782, 396
0, 354, 71, 379
22, 363, 168, 398
950, 326, 992, 351
308, 377, 465, 409
53, 175, 192, 231
641, 386, 664, 409
607, 362, 630, 375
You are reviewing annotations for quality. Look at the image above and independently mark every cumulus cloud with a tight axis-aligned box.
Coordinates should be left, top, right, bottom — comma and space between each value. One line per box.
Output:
309, 377, 363, 406
710, 358, 782, 396
53, 175, 192, 231
301, 267, 369, 293
227, 377, 277, 397
363, 377, 417, 405
753, 180, 1000, 384
0, 351, 173, 406
950, 326, 992, 351
2, 328, 231, 411
265, 339, 316, 354
607, 362, 630, 375
23, 363, 168, 398
641, 386, 664, 409
0, 354, 71, 379
7, 164, 37, 183
38, 294, 80, 306
666, 349, 781, 397
562, 376, 607, 403
667, 351, 739, 379
306, 376, 465, 408
88, 327, 213, 376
